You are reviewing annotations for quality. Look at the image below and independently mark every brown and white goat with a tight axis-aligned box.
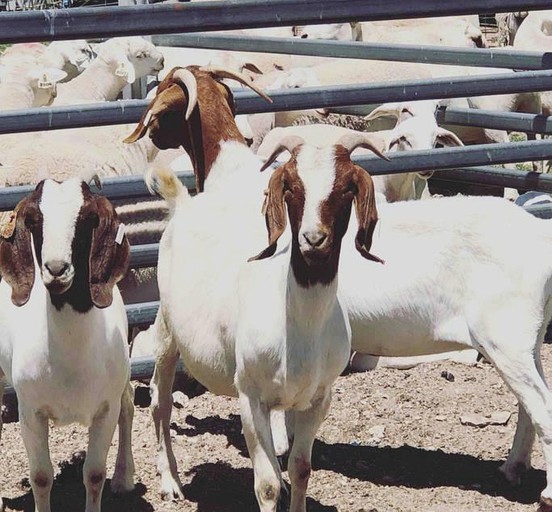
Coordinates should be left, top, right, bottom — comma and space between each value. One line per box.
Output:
0, 178, 134, 512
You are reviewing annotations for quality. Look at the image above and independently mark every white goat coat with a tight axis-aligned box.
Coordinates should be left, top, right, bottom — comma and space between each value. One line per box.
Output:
157, 141, 274, 396
0, 267, 129, 427
340, 196, 552, 357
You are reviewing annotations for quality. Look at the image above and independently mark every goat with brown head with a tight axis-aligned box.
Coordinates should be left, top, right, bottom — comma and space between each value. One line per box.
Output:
125, 65, 272, 192
0, 178, 129, 311
250, 133, 387, 287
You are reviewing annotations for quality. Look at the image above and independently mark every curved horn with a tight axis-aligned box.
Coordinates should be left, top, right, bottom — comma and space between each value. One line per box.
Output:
173, 68, 199, 120
337, 133, 390, 161
200, 65, 273, 104
259, 135, 305, 172
364, 103, 400, 122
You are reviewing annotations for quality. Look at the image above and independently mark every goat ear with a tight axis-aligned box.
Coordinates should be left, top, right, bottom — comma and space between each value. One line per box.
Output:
89, 196, 130, 308
124, 83, 188, 149
115, 55, 136, 84
0, 199, 36, 306
248, 167, 287, 262
352, 166, 384, 264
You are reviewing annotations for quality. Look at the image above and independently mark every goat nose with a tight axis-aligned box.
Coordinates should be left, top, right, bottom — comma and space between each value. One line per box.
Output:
45, 260, 69, 277
303, 231, 327, 248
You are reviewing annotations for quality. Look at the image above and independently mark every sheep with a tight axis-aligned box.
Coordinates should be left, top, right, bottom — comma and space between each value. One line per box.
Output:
0, 178, 135, 511
359, 16, 486, 48
41, 40, 95, 82
496, 12, 528, 46
130, 65, 552, 510
0, 56, 67, 109
52, 36, 164, 106
513, 11, 552, 117
258, 102, 463, 203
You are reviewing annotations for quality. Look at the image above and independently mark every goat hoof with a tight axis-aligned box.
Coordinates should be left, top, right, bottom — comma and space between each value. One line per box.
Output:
160, 477, 184, 501
539, 496, 552, 512
498, 460, 529, 486
110, 475, 135, 494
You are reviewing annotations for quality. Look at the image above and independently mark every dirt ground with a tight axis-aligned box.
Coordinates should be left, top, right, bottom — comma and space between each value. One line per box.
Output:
0, 343, 550, 512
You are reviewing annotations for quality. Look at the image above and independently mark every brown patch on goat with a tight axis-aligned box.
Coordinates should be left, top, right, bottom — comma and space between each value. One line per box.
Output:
250, 146, 383, 287
126, 66, 245, 192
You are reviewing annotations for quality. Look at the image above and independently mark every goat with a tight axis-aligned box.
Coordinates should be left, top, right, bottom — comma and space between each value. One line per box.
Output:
234, 134, 384, 511
0, 178, 134, 512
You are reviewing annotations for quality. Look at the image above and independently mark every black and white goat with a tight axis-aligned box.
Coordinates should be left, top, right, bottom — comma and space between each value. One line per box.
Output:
0, 178, 134, 512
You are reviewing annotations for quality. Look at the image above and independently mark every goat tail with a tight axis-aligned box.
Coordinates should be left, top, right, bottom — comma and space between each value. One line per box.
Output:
145, 166, 188, 214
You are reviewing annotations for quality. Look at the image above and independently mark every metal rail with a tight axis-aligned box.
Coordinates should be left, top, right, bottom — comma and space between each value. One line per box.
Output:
1, 0, 551, 43
152, 33, 552, 71
3, 70, 552, 134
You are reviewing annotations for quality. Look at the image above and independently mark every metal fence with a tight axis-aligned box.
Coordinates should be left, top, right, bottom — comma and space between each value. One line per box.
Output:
0, 1, 551, 335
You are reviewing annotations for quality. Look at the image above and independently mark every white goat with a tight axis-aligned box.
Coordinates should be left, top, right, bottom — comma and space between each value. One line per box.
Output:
0, 178, 135, 511
53, 36, 164, 105
132, 64, 386, 510
130, 65, 552, 511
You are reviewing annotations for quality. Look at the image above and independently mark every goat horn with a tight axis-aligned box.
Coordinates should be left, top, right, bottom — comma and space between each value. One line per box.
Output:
259, 135, 305, 172
200, 65, 273, 103
363, 103, 400, 122
173, 68, 199, 120
337, 133, 390, 161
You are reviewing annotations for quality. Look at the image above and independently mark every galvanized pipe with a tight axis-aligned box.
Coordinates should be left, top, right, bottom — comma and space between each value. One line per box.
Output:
2, 70, 552, 134
1, 0, 551, 44
152, 33, 552, 71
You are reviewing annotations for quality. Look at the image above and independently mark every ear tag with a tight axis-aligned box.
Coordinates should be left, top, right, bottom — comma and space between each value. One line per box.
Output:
115, 223, 125, 245
0, 210, 16, 239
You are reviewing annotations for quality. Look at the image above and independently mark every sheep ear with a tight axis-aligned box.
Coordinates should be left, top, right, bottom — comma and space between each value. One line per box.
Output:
115, 55, 136, 84
248, 167, 287, 262
0, 199, 36, 306
352, 166, 384, 264
89, 195, 130, 308
435, 127, 464, 147
34, 68, 67, 88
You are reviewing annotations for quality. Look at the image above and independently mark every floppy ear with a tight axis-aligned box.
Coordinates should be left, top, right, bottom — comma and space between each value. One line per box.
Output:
0, 198, 36, 306
89, 196, 130, 308
248, 167, 288, 262
352, 166, 384, 264
124, 83, 188, 148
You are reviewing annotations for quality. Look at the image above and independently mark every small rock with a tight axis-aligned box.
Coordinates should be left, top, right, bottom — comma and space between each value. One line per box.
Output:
367, 425, 385, 443
440, 370, 455, 382
460, 411, 511, 427
172, 391, 188, 408
434, 415, 447, 422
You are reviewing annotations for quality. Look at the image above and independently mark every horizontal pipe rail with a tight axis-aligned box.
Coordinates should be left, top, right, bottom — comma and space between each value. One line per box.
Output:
1, 140, 552, 212
126, 301, 159, 327
3, 70, 552, 135
1, 0, 551, 44
152, 33, 552, 71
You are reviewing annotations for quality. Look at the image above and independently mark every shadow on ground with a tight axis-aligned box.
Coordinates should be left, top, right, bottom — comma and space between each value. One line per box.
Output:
2, 452, 153, 512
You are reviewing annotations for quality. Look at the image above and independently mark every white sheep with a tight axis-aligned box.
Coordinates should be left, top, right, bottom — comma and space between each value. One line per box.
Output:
41, 40, 95, 82
53, 36, 164, 106
130, 65, 552, 511
513, 10, 552, 117
0, 178, 135, 512
258, 102, 463, 203
0, 55, 66, 109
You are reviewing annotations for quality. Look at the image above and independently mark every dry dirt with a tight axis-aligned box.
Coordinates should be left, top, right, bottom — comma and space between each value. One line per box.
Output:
1, 344, 550, 512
